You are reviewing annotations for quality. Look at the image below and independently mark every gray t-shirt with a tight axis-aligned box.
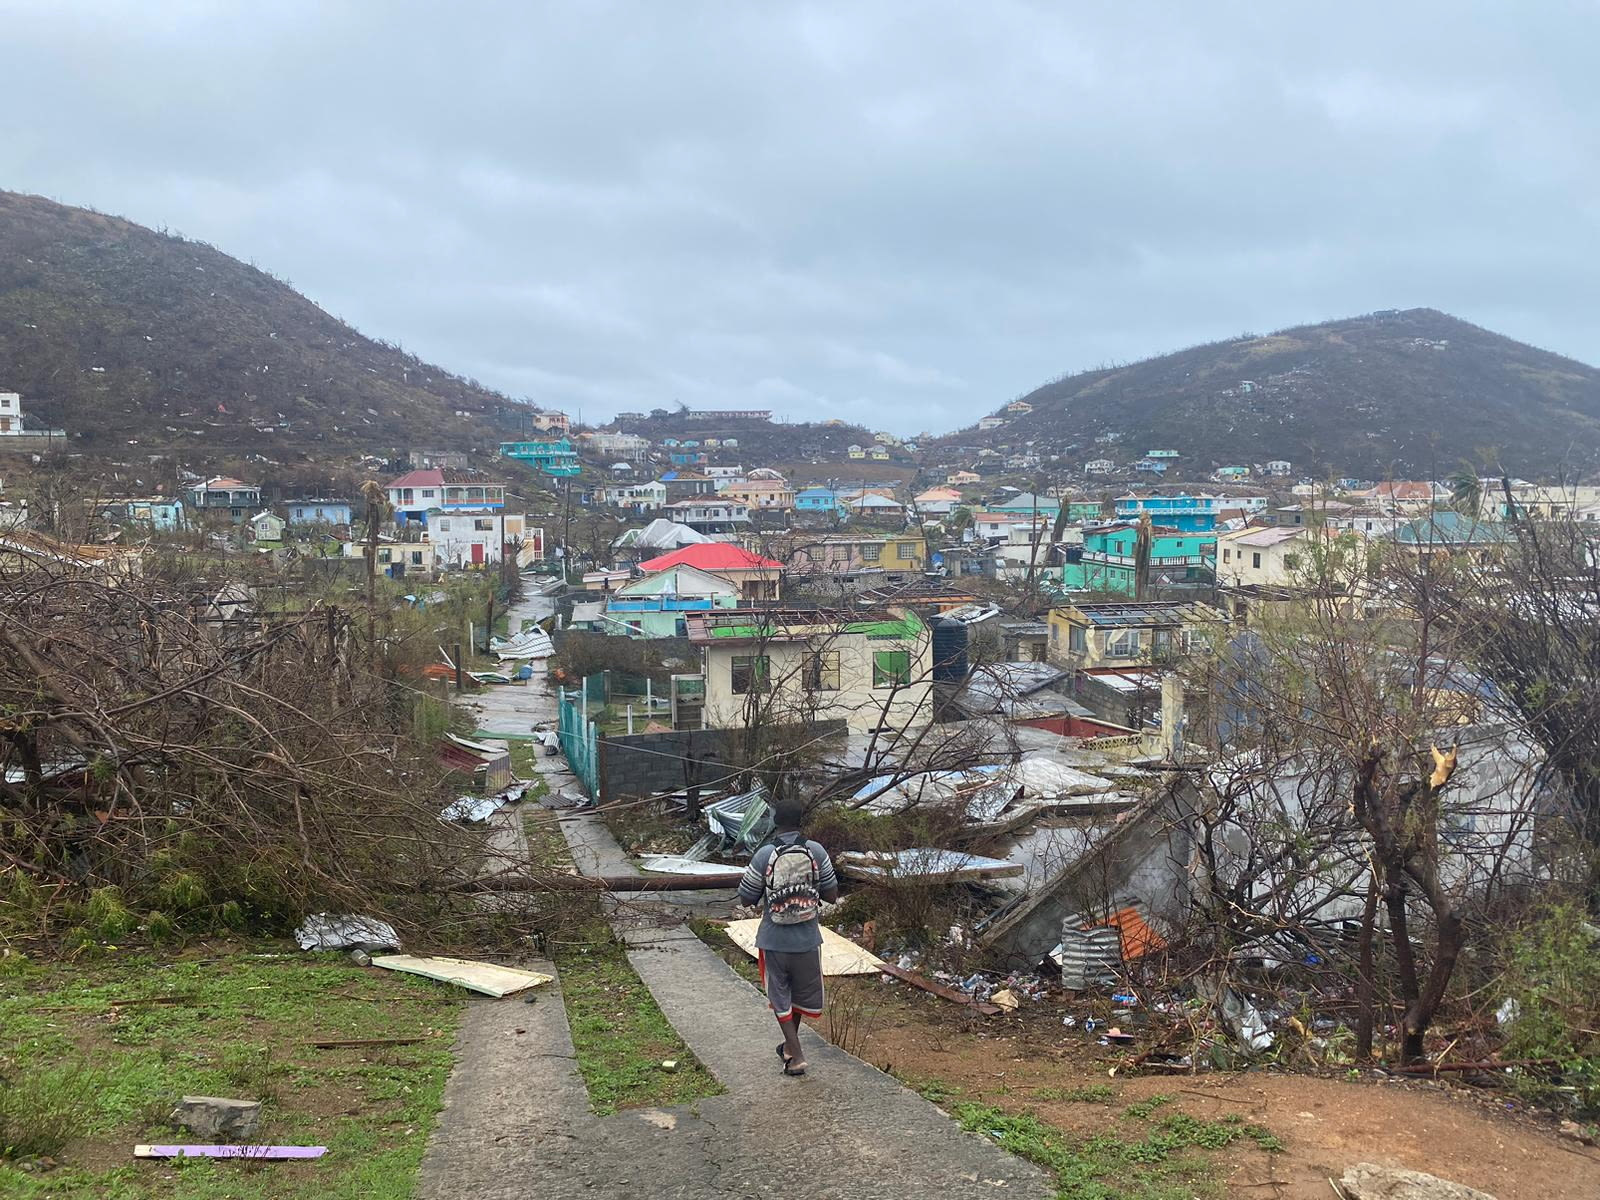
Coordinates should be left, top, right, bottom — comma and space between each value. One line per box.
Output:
737, 833, 838, 952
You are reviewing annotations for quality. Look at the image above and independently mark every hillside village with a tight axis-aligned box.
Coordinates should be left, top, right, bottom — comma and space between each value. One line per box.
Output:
6, 369, 1600, 1197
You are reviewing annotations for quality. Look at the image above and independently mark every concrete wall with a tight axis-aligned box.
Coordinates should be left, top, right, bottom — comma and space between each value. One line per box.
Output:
596, 720, 848, 801
980, 787, 1195, 969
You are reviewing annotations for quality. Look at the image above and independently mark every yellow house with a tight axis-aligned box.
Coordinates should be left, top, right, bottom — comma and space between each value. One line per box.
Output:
1046, 600, 1226, 670
784, 534, 926, 576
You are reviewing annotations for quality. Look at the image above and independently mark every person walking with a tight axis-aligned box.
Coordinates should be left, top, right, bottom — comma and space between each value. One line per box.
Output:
736, 798, 839, 1076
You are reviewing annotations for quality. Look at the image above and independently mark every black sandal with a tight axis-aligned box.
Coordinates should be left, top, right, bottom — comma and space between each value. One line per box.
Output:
782, 1060, 807, 1076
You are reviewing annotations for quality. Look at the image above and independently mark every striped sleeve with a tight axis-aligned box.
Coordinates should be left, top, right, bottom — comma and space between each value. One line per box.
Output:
737, 848, 768, 906
811, 842, 838, 891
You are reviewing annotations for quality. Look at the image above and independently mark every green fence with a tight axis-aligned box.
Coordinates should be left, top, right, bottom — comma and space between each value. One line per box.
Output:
557, 674, 601, 799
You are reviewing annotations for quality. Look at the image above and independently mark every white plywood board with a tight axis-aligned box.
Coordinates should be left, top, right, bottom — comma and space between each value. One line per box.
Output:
723, 919, 884, 977
372, 954, 553, 997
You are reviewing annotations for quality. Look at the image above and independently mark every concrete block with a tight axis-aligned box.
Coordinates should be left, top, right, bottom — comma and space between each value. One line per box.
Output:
169, 1095, 262, 1140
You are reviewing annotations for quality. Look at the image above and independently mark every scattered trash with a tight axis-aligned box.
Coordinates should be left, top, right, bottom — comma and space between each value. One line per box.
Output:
877, 959, 1004, 1016
371, 955, 553, 998
1101, 1027, 1135, 1045
990, 988, 1021, 1013
660, 1059, 679, 1072
1112, 991, 1139, 1008
349, 949, 372, 968
1062, 1015, 1077, 1028
134, 1145, 326, 1160
294, 913, 400, 954
1495, 998, 1520, 1027
169, 1096, 261, 1141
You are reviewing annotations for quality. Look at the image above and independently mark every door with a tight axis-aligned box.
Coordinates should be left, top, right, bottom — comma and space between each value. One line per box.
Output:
471, 542, 485, 565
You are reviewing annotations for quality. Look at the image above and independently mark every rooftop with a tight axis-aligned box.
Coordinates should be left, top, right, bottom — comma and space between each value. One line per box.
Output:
1061, 599, 1227, 628
685, 606, 924, 644
637, 543, 783, 573
388, 468, 502, 489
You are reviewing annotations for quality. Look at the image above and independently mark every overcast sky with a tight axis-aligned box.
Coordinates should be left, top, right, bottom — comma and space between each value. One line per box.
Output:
3, 2, 1597, 434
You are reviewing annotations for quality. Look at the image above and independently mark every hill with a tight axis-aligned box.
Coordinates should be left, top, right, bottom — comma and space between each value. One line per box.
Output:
0, 190, 527, 456
947, 310, 1600, 477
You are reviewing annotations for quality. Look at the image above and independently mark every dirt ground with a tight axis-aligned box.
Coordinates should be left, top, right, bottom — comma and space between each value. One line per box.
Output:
818, 978, 1600, 1200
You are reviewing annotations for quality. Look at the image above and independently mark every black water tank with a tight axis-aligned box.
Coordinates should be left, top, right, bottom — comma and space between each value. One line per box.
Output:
931, 616, 969, 683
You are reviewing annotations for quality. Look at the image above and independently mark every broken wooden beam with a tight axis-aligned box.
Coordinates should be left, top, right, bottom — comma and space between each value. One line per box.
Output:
307, 1036, 428, 1049
457, 872, 741, 894
876, 961, 1003, 1016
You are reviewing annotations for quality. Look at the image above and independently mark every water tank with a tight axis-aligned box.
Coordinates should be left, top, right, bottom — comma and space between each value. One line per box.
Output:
931, 616, 969, 683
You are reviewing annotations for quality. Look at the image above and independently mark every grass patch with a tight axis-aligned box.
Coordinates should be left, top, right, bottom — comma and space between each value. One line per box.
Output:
1036, 1083, 1116, 1104
1123, 1094, 1174, 1120
0, 944, 465, 1198
551, 923, 722, 1116
947, 1102, 1281, 1200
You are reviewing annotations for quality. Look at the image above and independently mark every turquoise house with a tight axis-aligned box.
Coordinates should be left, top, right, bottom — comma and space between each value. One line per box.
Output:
795, 487, 842, 513
499, 439, 581, 476
1060, 524, 1215, 595
602, 563, 741, 638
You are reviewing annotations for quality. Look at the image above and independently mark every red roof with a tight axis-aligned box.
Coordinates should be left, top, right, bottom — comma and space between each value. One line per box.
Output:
637, 543, 783, 573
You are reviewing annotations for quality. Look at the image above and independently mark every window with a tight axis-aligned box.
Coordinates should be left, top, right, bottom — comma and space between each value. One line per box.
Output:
731, 654, 769, 695
872, 649, 911, 688
378, 549, 392, 563
475, 518, 494, 531
1282, 553, 1300, 570
422, 489, 435, 499
411, 551, 424, 565
437, 519, 451, 532
1251, 552, 1262, 569
1106, 630, 1141, 658
897, 542, 917, 559
803, 651, 840, 692
860, 542, 882, 562
1069, 626, 1087, 653
1222, 549, 1231, 563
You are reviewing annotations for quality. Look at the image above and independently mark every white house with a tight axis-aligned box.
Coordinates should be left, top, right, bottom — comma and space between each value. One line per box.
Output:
1214, 526, 1314, 587
687, 607, 933, 735
430, 510, 542, 569
1084, 459, 1116, 474
0, 392, 26, 435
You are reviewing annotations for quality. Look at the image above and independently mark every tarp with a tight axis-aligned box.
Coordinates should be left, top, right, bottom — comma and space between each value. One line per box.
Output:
294, 913, 400, 953
441, 795, 502, 824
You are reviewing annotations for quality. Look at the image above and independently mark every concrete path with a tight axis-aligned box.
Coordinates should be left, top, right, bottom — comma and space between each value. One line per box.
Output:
420, 814, 1048, 1199
420, 584, 1049, 1198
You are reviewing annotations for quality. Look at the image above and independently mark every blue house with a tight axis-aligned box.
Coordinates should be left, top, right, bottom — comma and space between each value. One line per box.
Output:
286, 498, 353, 527
795, 487, 842, 513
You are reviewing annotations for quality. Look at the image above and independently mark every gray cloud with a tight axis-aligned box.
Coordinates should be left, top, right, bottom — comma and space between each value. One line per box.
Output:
2, 1, 1596, 433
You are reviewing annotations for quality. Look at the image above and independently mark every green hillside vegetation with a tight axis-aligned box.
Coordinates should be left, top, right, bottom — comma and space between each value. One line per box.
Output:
0, 190, 525, 455
949, 309, 1600, 477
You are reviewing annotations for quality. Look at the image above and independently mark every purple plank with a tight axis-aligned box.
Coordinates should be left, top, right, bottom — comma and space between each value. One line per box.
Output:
134, 1144, 327, 1160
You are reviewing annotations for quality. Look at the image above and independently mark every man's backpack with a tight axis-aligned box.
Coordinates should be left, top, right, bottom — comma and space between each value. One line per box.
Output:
764, 841, 820, 926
